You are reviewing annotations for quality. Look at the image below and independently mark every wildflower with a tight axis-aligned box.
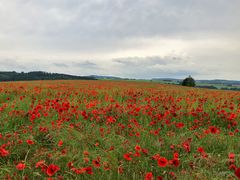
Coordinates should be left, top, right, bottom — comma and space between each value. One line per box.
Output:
182, 142, 191, 153
229, 153, 235, 159
83, 150, 89, 156
26, 139, 34, 145
46, 164, 60, 176
36, 160, 45, 168
67, 162, 74, 169
197, 147, 205, 153
58, 140, 63, 147
16, 163, 26, 170
229, 164, 236, 171
157, 157, 168, 167
92, 159, 101, 168
145, 172, 153, 180
135, 145, 141, 151
118, 167, 124, 174
123, 153, 132, 161
235, 168, 240, 178
173, 152, 179, 159
209, 126, 220, 134
156, 176, 163, 180
171, 159, 180, 167
84, 166, 93, 175
176, 122, 185, 129
0, 147, 9, 157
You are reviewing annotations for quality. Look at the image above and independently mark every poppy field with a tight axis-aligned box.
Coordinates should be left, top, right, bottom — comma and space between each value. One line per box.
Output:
0, 80, 239, 179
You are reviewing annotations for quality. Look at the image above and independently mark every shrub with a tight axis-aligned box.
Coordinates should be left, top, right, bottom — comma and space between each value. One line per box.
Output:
181, 76, 196, 87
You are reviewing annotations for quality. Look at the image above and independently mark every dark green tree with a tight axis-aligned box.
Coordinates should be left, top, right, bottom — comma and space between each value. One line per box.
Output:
181, 75, 196, 87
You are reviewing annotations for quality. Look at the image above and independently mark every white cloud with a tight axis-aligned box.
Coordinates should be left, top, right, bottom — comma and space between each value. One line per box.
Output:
0, 0, 239, 79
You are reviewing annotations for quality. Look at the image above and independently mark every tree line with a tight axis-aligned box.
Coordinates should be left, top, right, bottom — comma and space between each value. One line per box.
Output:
0, 71, 96, 81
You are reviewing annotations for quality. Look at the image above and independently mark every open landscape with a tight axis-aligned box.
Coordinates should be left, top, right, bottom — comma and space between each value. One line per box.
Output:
1, 0, 240, 179
0, 80, 239, 179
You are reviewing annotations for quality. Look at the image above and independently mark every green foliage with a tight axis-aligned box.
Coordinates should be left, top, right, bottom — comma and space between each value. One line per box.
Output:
181, 76, 196, 87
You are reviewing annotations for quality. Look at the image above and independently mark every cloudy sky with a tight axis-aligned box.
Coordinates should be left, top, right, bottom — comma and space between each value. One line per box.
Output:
0, 0, 239, 79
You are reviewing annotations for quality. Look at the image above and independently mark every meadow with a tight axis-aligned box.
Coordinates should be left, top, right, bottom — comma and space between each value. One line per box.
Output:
0, 80, 239, 179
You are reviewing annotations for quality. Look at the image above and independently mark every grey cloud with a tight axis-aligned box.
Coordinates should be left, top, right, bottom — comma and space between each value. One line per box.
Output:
0, 0, 239, 80
53, 63, 69, 67
0, 0, 239, 52
113, 56, 183, 67
0, 55, 237, 80
110, 55, 199, 79
72, 61, 99, 69
51, 60, 100, 70
23, 0, 239, 37
0, 59, 47, 72
0, 59, 27, 71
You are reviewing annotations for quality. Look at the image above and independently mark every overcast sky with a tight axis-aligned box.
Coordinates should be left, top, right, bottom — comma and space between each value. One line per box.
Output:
0, 0, 239, 79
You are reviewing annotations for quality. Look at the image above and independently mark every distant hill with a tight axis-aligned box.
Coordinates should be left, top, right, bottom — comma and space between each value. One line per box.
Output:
1, 72, 239, 91
152, 78, 240, 85
196, 79, 240, 85
0, 71, 96, 81
152, 78, 240, 91
90, 75, 122, 80
90, 75, 136, 80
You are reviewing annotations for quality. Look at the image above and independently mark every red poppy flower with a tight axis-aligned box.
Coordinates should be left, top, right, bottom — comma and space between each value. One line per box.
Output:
83, 151, 89, 156
209, 126, 220, 134
16, 163, 26, 170
145, 172, 153, 180
156, 176, 163, 180
46, 164, 60, 176
182, 142, 191, 153
123, 153, 132, 161
84, 166, 93, 175
158, 157, 168, 167
135, 145, 141, 151
134, 151, 141, 157
176, 122, 185, 129
67, 162, 74, 168
84, 157, 89, 163
171, 159, 180, 167
0, 147, 9, 157
35, 160, 45, 168
197, 147, 205, 153
26, 140, 34, 145
229, 153, 235, 159
229, 164, 236, 171
72, 168, 86, 174
58, 140, 63, 147
235, 168, 240, 178
142, 148, 149, 155
118, 167, 124, 174
173, 152, 179, 159
92, 159, 101, 168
